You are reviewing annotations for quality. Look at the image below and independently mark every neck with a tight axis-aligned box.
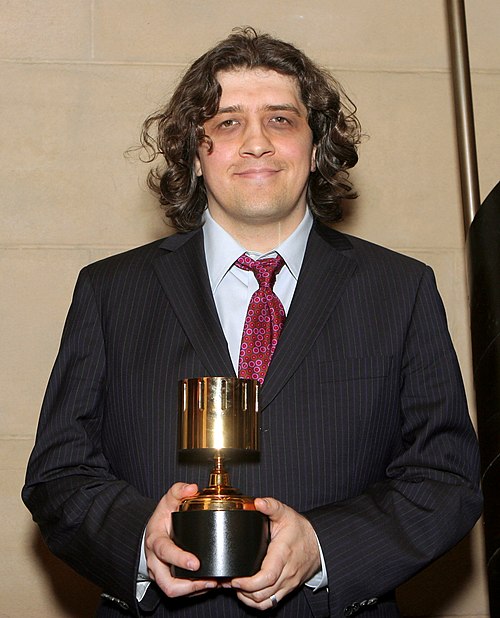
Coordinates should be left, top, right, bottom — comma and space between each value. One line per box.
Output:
208, 210, 306, 252
232, 224, 287, 252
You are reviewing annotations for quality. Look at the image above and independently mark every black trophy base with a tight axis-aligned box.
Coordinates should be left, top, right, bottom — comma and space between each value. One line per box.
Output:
171, 509, 269, 579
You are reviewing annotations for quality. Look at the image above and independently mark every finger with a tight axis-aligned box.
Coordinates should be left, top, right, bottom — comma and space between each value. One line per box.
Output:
146, 483, 199, 542
187, 589, 212, 598
231, 563, 280, 593
235, 588, 281, 611
151, 558, 217, 599
147, 540, 217, 598
150, 537, 200, 572
253, 497, 282, 519
233, 561, 287, 607
163, 482, 199, 512
231, 545, 283, 593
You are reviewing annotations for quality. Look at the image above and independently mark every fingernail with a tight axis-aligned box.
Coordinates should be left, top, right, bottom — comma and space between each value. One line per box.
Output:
205, 581, 217, 589
231, 581, 240, 589
186, 560, 196, 571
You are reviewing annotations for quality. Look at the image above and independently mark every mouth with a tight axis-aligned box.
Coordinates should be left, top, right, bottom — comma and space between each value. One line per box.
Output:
234, 168, 281, 179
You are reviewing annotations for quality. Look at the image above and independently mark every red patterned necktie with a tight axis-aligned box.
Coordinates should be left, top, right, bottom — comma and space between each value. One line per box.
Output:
235, 254, 286, 384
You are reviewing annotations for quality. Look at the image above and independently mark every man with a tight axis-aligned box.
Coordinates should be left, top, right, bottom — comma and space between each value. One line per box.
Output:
23, 28, 482, 617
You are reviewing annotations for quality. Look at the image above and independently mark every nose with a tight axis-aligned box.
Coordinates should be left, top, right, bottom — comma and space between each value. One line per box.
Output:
239, 122, 275, 158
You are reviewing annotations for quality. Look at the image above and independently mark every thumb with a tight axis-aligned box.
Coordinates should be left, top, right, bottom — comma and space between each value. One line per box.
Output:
163, 482, 198, 512
254, 497, 282, 518
169, 482, 198, 501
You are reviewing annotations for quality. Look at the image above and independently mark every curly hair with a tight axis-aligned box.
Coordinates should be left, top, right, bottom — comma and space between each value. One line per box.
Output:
141, 27, 362, 232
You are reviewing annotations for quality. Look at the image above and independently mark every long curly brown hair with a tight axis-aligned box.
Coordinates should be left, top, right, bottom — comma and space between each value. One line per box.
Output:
141, 27, 362, 232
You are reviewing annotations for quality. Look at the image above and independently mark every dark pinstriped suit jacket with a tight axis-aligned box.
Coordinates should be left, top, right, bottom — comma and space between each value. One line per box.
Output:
23, 222, 482, 618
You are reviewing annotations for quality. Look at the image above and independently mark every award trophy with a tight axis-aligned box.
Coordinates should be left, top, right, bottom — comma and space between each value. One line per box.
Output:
171, 377, 269, 579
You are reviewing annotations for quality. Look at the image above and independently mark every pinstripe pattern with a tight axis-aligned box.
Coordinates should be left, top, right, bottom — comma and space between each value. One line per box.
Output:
23, 223, 482, 618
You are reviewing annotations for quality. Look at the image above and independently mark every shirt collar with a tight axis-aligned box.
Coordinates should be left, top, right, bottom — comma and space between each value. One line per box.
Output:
203, 208, 313, 293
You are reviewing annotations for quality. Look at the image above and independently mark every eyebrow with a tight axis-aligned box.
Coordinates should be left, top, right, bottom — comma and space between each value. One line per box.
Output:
215, 103, 304, 117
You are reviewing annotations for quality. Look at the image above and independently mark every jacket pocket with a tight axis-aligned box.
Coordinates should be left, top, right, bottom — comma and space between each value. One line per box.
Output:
319, 355, 393, 383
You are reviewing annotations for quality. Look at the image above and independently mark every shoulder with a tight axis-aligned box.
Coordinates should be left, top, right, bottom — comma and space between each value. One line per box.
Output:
80, 229, 200, 281
312, 225, 449, 333
348, 234, 427, 275
315, 222, 429, 278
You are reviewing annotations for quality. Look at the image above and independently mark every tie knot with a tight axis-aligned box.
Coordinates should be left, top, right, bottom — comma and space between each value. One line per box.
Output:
236, 254, 285, 288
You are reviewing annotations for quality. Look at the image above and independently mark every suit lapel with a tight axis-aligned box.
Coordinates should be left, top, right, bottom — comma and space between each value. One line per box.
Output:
153, 229, 235, 378
260, 223, 357, 410
152, 223, 357, 407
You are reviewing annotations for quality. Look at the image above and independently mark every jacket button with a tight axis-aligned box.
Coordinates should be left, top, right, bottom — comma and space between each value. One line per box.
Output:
100, 594, 129, 611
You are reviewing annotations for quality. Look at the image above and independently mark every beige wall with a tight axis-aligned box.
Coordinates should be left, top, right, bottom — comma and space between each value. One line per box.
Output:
1, 1, 498, 616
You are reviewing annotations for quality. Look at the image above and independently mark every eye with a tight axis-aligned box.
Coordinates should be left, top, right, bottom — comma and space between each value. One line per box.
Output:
219, 118, 239, 128
270, 116, 291, 125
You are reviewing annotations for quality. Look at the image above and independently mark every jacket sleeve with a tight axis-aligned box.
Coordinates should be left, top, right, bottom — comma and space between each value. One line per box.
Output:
22, 268, 157, 616
305, 266, 482, 617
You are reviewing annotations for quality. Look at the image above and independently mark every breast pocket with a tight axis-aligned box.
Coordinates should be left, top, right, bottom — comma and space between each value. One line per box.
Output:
319, 355, 393, 383
318, 355, 398, 437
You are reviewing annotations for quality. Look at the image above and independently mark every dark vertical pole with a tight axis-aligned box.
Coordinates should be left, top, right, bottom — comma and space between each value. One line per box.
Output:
446, 2, 500, 615
446, 0, 480, 232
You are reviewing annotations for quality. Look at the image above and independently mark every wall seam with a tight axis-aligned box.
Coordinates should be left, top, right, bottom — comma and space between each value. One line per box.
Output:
1, 57, 498, 76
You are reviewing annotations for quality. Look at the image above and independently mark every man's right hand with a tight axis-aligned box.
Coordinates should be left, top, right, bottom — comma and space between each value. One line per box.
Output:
144, 482, 217, 597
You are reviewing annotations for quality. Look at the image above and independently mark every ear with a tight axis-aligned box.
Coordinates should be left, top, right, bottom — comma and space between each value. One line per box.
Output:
194, 154, 203, 177
310, 145, 317, 172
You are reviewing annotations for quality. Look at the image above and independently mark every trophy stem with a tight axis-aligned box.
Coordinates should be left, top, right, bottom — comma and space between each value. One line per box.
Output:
208, 451, 230, 489
178, 451, 254, 511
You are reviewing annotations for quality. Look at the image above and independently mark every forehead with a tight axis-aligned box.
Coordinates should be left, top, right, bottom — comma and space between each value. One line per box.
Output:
215, 68, 304, 108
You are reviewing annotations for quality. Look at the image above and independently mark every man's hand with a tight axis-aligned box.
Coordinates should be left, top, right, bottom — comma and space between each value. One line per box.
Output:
230, 497, 321, 611
144, 482, 217, 597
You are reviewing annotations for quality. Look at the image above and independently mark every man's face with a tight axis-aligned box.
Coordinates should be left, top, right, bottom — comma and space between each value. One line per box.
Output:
195, 68, 316, 243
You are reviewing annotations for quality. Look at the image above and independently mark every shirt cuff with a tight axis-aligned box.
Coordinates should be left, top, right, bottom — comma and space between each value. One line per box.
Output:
137, 528, 151, 602
304, 530, 328, 591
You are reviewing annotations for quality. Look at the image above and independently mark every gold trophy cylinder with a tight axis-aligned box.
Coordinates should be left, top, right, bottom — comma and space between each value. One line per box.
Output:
171, 377, 269, 579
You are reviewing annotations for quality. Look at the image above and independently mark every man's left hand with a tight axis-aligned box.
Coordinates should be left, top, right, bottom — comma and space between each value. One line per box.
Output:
230, 497, 321, 611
